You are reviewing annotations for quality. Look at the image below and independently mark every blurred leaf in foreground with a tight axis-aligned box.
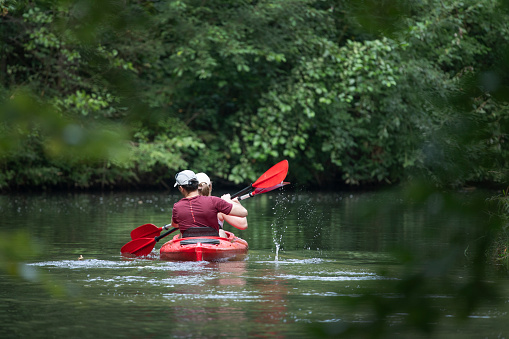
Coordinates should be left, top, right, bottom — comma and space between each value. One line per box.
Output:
0, 230, 67, 297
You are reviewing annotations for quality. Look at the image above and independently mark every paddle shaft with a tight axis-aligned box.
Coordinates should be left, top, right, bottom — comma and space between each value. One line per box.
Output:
236, 182, 289, 201
156, 228, 177, 242
231, 185, 253, 199
237, 191, 254, 201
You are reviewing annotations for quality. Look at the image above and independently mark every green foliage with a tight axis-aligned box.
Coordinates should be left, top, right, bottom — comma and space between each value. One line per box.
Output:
129, 117, 205, 185
0, 230, 40, 275
401, 0, 509, 187
404, 0, 505, 75
2, 0, 509, 337
308, 182, 504, 338
234, 36, 428, 185
0, 229, 69, 297
489, 188, 509, 266
0, 0, 509, 190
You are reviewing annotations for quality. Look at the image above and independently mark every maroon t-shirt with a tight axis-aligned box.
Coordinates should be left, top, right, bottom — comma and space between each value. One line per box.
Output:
172, 195, 233, 232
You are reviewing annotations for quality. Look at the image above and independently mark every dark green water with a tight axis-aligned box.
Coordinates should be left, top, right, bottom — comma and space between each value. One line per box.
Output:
1, 189, 508, 338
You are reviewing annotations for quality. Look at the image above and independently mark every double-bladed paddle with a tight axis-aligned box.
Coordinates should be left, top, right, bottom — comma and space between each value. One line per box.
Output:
130, 223, 172, 240
126, 181, 290, 243
231, 160, 289, 199
121, 227, 178, 257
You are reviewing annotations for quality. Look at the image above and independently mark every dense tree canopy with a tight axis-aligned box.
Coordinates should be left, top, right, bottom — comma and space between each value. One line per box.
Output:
1, 0, 508, 190
2, 2, 509, 337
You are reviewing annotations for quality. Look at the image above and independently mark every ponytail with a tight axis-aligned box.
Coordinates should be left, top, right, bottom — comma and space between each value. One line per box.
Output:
199, 184, 211, 196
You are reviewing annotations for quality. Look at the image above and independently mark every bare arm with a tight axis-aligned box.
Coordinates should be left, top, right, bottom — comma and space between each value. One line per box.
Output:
171, 213, 182, 237
219, 212, 248, 230
221, 194, 248, 217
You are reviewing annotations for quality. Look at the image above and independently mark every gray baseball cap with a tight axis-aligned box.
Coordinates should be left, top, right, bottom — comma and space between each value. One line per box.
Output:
174, 170, 198, 187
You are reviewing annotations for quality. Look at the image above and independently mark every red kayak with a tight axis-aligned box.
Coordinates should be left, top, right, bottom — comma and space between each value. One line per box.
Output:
159, 231, 248, 262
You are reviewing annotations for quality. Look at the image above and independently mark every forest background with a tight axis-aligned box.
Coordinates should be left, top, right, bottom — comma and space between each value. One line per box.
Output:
1, 0, 509, 191
2, 1, 509, 337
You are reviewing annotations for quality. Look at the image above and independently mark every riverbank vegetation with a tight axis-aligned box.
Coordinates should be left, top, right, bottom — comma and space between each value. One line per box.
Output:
1, 0, 508, 191
2, 1, 509, 337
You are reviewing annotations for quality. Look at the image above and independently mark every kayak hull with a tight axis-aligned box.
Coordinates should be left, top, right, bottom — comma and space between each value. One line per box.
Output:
160, 231, 248, 262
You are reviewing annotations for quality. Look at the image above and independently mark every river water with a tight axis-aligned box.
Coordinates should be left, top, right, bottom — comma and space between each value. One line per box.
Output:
1, 188, 508, 338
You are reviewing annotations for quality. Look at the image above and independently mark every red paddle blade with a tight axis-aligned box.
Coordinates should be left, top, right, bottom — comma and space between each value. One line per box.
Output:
121, 237, 156, 256
130, 224, 162, 240
252, 160, 289, 188
252, 182, 290, 196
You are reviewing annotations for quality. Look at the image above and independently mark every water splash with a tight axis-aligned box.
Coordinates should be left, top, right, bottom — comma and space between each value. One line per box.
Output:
271, 192, 291, 262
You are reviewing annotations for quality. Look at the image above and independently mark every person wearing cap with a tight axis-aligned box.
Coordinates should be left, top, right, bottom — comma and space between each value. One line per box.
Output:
172, 170, 248, 238
196, 172, 248, 237
196, 172, 213, 196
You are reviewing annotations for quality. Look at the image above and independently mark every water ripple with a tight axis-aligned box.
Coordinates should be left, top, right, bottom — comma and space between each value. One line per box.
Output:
274, 273, 386, 281
28, 259, 135, 269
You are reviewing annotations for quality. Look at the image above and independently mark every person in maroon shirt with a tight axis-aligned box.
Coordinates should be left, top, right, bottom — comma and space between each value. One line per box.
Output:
172, 170, 248, 238
196, 172, 248, 238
